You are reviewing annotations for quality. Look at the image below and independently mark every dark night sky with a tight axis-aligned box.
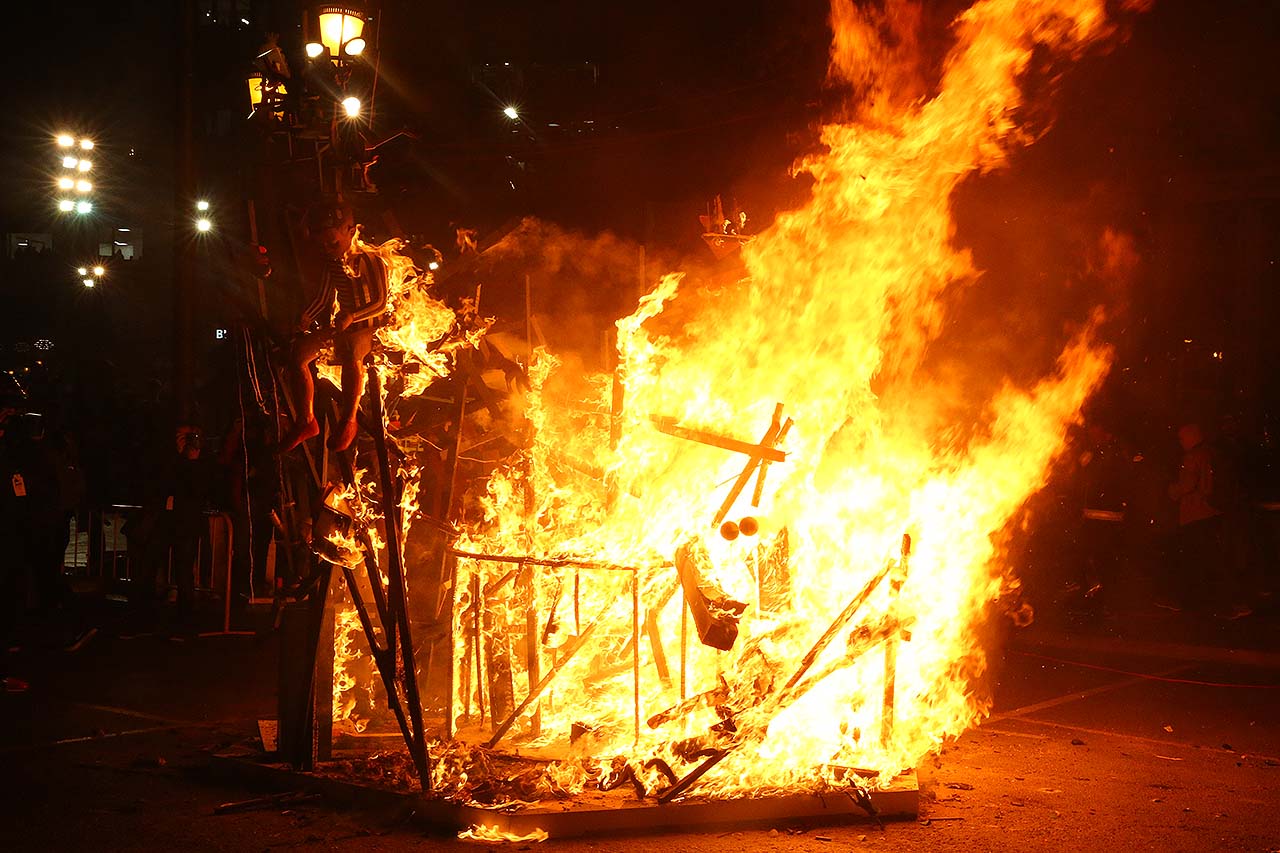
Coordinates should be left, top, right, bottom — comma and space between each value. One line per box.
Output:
0, 0, 1278, 441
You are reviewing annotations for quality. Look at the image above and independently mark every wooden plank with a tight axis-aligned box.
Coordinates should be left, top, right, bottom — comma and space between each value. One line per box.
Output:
675, 541, 747, 651
650, 415, 786, 463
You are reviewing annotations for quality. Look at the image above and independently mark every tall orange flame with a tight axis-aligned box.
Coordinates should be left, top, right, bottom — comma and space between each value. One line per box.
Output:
454, 0, 1123, 795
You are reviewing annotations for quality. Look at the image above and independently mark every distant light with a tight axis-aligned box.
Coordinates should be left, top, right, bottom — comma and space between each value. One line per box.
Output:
62, 156, 79, 169
56, 134, 74, 147
117, 227, 130, 232
77, 267, 88, 276
92, 265, 105, 277
58, 199, 75, 212
503, 105, 519, 120
240, 17, 250, 25
196, 199, 210, 211
77, 160, 92, 172
343, 36, 365, 56
305, 41, 325, 58
79, 139, 94, 151
427, 261, 439, 271
57, 177, 74, 190
342, 96, 361, 118
75, 180, 92, 192
83, 279, 95, 288
76, 201, 93, 214
196, 218, 212, 233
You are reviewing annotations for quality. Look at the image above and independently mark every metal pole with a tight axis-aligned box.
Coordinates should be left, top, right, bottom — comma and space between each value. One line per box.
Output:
367, 365, 431, 788
173, 0, 196, 425
472, 572, 484, 726
521, 563, 541, 738
680, 589, 687, 701
632, 570, 640, 744
881, 533, 911, 748
445, 553, 458, 738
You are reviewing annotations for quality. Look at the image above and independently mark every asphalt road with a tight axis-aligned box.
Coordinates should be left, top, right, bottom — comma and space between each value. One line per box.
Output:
3, 606, 1279, 852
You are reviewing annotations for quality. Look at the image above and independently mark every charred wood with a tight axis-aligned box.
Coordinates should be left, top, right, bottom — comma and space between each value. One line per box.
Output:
675, 541, 747, 651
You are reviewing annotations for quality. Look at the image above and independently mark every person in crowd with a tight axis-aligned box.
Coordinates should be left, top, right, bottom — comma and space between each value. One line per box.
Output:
1212, 414, 1258, 619
1074, 423, 1133, 621
0, 406, 29, 690
129, 425, 214, 639
1168, 422, 1227, 615
222, 412, 279, 611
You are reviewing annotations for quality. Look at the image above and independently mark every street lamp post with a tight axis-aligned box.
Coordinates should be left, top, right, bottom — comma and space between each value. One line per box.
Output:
304, 4, 369, 61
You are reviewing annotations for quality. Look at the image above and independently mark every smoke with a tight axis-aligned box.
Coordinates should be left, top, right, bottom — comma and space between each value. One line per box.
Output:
479, 217, 722, 365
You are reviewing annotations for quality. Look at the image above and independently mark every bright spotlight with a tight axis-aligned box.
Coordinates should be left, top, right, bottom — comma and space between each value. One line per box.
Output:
76, 180, 92, 193
305, 41, 325, 58
79, 139, 94, 150
77, 160, 92, 172
76, 201, 93, 214
58, 199, 75, 212
343, 36, 365, 56
83, 278, 95, 288
342, 96, 361, 118
62, 156, 79, 169
77, 267, 88, 276
196, 199, 210, 211
196, 218, 212, 233
57, 177, 74, 190
56, 134, 74, 147
92, 265, 105, 277
503, 105, 519, 120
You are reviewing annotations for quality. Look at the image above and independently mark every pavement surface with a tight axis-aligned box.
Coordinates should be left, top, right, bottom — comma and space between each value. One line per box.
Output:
3, 596, 1280, 852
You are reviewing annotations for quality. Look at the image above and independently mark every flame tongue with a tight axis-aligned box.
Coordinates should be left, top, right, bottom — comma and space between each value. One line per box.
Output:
438, 0, 1123, 799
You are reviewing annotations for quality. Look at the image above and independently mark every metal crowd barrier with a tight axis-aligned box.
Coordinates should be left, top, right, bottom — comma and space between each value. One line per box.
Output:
63, 506, 235, 594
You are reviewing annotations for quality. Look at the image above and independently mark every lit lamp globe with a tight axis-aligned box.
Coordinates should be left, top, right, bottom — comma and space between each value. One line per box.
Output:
342, 96, 362, 118
247, 71, 265, 109
247, 71, 288, 116
304, 4, 369, 60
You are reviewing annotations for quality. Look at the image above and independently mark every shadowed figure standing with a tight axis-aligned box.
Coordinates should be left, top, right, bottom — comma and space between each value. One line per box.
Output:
1168, 423, 1223, 614
280, 203, 389, 453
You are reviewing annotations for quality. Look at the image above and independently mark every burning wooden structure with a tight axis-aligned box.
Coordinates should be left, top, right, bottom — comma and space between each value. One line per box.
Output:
257, 0, 1150, 839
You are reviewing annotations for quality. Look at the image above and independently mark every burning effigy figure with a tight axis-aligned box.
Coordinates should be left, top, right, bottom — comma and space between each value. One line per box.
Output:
281, 202, 389, 453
